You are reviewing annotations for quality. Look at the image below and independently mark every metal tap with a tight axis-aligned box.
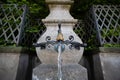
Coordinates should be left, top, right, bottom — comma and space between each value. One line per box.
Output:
33, 23, 87, 51
56, 23, 64, 41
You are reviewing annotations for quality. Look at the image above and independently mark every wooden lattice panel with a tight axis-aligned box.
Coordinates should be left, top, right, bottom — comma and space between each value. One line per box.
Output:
0, 4, 28, 45
73, 20, 87, 43
21, 19, 46, 46
94, 5, 120, 45
85, 5, 120, 46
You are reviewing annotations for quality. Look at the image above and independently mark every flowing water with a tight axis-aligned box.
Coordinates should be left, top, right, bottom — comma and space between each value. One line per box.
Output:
58, 43, 62, 80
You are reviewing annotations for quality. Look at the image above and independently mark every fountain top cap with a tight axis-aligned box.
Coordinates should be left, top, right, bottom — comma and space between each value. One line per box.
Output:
46, 0, 74, 4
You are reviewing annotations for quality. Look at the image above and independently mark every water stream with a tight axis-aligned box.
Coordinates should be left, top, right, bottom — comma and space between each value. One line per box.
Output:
57, 43, 62, 80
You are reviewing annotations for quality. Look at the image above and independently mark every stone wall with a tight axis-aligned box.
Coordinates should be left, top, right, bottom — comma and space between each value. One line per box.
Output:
1, 46, 120, 80
0, 53, 20, 80
93, 47, 120, 80
0, 47, 30, 80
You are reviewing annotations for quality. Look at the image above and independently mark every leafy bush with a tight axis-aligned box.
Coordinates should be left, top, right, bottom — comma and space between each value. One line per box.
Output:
1, 0, 120, 48
103, 44, 120, 47
71, 0, 120, 19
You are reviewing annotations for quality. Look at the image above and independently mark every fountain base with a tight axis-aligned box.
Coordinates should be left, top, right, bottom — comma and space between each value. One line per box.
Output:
32, 64, 88, 80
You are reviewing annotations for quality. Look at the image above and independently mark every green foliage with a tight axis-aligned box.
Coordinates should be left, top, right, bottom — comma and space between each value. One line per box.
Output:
25, 26, 39, 33
1, 0, 120, 48
102, 28, 120, 38
3, 0, 120, 19
103, 44, 120, 47
85, 34, 98, 50
28, 1, 49, 19
0, 4, 23, 46
102, 26, 120, 47
25, 24, 45, 33
17, 0, 49, 40
7, 0, 17, 3
71, 0, 120, 19
4, 0, 49, 19
0, 38, 16, 46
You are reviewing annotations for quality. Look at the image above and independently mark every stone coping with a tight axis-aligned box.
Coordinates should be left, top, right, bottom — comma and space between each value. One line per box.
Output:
85, 47, 120, 55
42, 19, 78, 23
0, 46, 33, 53
99, 47, 120, 53
46, 0, 73, 4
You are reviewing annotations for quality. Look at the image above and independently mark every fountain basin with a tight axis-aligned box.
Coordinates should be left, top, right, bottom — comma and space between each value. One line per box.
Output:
33, 64, 88, 80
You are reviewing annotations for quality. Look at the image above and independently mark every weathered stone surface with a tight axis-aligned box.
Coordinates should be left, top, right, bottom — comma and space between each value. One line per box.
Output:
100, 53, 120, 80
36, 46, 83, 64
0, 46, 30, 80
16, 54, 29, 80
99, 47, 120, 53
34, 0, 86, 79
93, 47, 120, 80
33, 64, 88, 80
0, 53, 20, 80
45, 0, 74, 20
36, 0, 84, 64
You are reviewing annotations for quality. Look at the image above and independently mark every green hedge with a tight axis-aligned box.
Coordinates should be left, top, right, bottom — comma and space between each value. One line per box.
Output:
0, 0, 120, 48
1, 0, 120, 19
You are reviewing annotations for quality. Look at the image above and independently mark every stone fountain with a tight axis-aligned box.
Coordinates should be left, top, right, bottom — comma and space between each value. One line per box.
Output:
32, 0, 88, 80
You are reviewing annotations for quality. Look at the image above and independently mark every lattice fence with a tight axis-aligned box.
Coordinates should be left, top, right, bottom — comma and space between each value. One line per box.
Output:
85, 5, 120, 46
73, 20, 87, 43
1, 4, 119, 47
0, 4, 28, 45
21, 19, 46, 46
84, 7, 99, 47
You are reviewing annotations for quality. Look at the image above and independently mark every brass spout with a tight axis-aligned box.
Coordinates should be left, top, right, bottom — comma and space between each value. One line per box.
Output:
56, 33, 64, 41
56, 23, 64, 41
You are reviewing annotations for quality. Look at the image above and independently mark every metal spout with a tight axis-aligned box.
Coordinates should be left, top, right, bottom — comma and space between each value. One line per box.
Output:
54, 41, 65, 53
33, 23, 87, 50
56, 23, 64, 41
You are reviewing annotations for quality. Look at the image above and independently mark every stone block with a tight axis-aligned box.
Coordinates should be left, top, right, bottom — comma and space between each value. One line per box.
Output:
93, 47, 120, 80
32, 64, 88, 80
100, 53, 120, 80
0, 46, 30, 80
0, 53, 20, 80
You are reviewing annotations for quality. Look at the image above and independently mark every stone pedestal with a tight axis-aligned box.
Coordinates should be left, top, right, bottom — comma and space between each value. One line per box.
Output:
0, 53, 20, 80
36, 0, 84, 64
0, 47, 29, 80
33, 0, 88, 80
33, 64, 88, 80
93, 47, 120, 80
